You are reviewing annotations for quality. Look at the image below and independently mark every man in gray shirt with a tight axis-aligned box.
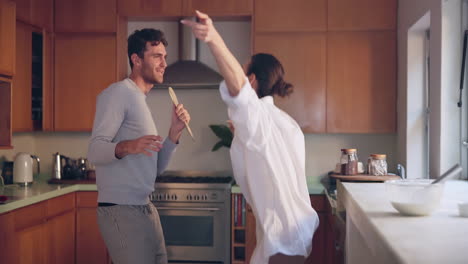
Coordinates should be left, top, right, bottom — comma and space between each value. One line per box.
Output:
87, 29, 191, 264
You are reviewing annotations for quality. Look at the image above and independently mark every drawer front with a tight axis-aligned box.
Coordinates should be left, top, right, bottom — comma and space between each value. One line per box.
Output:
14, 202, 47, 230
76, 191, 98, 208
47, 193, 75, 218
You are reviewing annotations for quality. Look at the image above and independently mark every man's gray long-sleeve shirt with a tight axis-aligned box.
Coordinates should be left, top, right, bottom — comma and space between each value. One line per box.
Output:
88, 78, 177, 205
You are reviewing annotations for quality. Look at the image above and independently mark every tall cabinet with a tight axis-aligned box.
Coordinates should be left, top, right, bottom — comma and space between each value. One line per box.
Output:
0, 0, 15, 148
0, 0, 16, 76
12, 0, 54, 132
54, 0, 126, 131
253, 0, 396, 133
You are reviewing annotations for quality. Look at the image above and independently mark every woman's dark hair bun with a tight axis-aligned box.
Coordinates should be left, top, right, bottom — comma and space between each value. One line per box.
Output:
246, 53, 294, 98
273, 78, 293, 97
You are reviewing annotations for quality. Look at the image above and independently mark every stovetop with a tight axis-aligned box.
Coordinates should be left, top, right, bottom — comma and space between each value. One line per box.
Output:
156, 170, 233, 184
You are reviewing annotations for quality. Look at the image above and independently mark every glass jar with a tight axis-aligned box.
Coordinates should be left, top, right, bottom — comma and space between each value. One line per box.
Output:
340, 149, 359, 175
368, 154, 387, 176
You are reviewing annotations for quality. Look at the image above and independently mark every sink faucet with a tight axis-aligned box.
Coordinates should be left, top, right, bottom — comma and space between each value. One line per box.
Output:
397, 164, 406, 179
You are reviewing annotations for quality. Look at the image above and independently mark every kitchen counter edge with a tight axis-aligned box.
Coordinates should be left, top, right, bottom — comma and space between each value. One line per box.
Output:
231, 181, 325, 195
0, 183, 97, 214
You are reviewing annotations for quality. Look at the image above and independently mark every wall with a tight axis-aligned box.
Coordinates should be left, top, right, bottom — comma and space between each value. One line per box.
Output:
441, 0, 462, 175
398, 0, 463, 178
1, 20, 397, 181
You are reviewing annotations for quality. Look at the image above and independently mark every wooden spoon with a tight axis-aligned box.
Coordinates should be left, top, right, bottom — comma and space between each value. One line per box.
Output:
168, 87, 195, 141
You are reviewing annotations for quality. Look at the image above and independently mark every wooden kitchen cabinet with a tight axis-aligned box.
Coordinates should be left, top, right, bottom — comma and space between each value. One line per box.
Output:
14, 201, 48, 264
13, 21, 33, 132
233, 194, 331, 263
46, 193, 76, 264
11, 193, 76, 264
305, 195, 331, 264
117, 0, 183, 18
54, 34, 117, 131
76, 192, 110, 264
55, 0, 117, 33
13, 22, 54, 132
14, 0, 53, 31
0, 212, 15, 263
0, 77, 12, 148
254, 0, 326, 32
183, 0, 252, 17
254, 33, 326, 133
46, 211, 76, 264
328, 0, 396, 31
0, 0, 16, 76
253, 0, 396, 134
327, 31, 396, 133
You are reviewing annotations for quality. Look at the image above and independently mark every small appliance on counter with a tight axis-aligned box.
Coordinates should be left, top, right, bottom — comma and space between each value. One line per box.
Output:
1, 161, 14, 185
13, 152, 40, 186
50, 153, 91, 183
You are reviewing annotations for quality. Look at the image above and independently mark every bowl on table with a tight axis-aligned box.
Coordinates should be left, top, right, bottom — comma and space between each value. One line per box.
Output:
385, 179, 444, 216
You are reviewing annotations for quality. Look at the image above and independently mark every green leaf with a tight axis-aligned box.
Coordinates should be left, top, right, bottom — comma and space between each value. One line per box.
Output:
212, 141, 225, 151
209, 124, 233, 151
209, 125, 232, 139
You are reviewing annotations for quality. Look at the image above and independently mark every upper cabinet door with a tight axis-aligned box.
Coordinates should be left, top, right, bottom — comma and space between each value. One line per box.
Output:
0, 77, 12, 148
117, 0, 183, 17
31, 0, 53, 31
183, 0, 252, 17
327, 32, 396, 133
0, 0, 16, 76
13, 21, 33, 132
328, 0, 396, 30
54, 35, 117, 131
254, 0, 326, 32
55, 0, 117, 33
254, 33, 327, 133
14, 0, 53, 31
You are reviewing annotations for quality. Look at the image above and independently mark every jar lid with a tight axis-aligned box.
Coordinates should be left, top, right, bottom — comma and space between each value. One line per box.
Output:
370, 154, 386, 159
342, 148, 357, 153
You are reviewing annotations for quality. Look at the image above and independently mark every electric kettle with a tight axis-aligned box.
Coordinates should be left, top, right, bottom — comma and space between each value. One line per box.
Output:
13, 153, 40, 186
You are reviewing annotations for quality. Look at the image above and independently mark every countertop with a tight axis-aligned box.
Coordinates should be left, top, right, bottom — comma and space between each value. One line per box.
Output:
0, 177, 97, 214
339, 181, 468, 264
0, 174, 326, 214
231, 177, 325, 195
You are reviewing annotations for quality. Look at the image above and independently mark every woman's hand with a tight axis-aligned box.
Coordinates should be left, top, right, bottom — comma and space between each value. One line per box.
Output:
227, 120, 235, 134
181, 10, 220, 44
182, 10, 246, 97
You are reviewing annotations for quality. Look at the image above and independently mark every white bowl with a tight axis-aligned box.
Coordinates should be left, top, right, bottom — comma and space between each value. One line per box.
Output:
458, 202, 468, 217
385, 179, 444, 216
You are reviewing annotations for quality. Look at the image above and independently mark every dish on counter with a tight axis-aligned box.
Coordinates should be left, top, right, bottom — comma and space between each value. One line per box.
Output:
385, 179, 444, 216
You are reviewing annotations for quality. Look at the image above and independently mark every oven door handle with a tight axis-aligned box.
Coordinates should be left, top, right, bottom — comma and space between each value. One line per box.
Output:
156, 207, 220, 211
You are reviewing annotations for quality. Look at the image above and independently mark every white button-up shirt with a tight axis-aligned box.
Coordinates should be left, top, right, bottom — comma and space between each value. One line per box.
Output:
220, 78, 319, 264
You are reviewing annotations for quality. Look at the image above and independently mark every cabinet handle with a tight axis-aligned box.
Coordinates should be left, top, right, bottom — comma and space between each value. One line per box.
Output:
335, 241, 341, 251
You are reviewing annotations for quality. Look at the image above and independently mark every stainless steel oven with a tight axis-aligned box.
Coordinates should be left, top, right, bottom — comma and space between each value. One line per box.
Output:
151, 171, 232, 264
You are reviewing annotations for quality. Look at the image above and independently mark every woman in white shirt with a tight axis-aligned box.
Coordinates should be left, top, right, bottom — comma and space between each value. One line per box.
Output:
183, 11, 319, 264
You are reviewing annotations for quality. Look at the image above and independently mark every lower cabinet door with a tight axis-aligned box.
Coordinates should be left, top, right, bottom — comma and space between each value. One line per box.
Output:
16, 224, 48, 264
76, 206, 109, 263
46, 210, 76, 264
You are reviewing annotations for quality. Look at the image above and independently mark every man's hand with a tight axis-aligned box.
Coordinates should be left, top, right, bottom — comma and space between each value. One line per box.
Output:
115, 135, 163, 159
169, 104, 191, 143
181, 10, 220, 44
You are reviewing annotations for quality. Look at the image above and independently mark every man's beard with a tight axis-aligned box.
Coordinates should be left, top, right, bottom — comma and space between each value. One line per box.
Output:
142, 70, 162, 85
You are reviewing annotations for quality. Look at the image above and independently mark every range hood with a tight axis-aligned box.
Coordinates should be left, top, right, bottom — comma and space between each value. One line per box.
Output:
155, 21, 223, 89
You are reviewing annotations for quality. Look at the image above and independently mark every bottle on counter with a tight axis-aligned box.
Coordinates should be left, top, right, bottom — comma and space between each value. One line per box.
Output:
340, 148, 359, 175
368, 154, 388, 176
77, 158, 88, 180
